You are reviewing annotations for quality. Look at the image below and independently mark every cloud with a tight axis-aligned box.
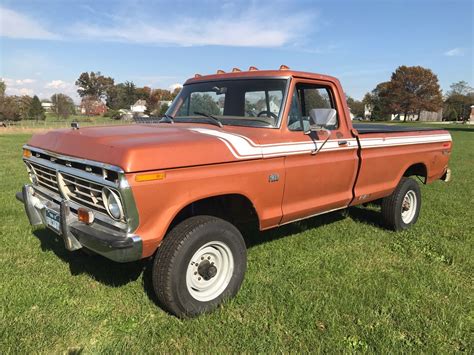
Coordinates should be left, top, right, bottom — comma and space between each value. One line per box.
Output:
72, 6, 315, 47
45, 80, 70, 89
169, 83, 183, 91
444, 48, 465, 57
2, 76, 79, 102
0, 6, 59, 40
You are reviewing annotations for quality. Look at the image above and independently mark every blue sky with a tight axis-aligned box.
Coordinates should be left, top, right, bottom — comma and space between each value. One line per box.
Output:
0, 0, 472, 102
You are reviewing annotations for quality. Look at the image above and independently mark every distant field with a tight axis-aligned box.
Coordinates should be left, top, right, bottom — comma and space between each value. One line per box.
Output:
1, 114, 132, 133
0, 123, 472, 353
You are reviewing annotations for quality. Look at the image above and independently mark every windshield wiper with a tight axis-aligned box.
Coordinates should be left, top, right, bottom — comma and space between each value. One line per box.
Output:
193, 111, 223, 128
159, 114, 175, 124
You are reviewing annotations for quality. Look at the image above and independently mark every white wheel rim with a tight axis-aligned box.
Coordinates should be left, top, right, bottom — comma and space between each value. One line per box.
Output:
401, 190, 417, 224
186, 241, 234, 302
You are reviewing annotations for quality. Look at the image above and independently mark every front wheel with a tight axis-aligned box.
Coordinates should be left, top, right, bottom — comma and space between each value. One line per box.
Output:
152, 216, 247, 317
381, 177, 421, 231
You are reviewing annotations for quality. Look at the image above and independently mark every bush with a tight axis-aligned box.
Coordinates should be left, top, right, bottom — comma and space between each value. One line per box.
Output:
104, 109, 122, 120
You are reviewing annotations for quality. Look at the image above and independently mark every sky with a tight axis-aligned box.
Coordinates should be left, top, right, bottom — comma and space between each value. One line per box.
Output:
0, 0, 473, 103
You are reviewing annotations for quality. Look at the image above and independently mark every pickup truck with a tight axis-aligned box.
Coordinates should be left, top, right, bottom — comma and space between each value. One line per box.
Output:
17, 66, 452, 317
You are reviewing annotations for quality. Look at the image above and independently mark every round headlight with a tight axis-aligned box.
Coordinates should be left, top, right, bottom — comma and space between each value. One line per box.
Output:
102, 188, 124, 220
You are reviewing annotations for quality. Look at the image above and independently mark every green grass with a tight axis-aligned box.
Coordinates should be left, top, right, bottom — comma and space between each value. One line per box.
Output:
0, 124, 472, 353
4, 113, 131, 130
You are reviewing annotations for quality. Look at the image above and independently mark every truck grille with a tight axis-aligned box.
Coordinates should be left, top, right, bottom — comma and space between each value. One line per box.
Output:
59, 173, 108, 213
30, 162, 60, 194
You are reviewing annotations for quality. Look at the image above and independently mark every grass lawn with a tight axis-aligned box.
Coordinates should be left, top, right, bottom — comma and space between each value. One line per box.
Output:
0, 124, 472, 353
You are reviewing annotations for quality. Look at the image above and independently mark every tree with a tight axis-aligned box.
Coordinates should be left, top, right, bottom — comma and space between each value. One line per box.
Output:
51, 93, 75, 119
346, 96, 365, 118
29, 95, 46, 121
385, 66, 442, 121
363, 82, 392, 120
75, 71, 114, 100
443, 81, 474, 121
0, 80, 5, 98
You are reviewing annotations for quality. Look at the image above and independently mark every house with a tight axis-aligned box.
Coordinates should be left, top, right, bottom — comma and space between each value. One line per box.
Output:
80, 98, 108, 116
131, 99, 147, 114
41, 102, 53, 112
391, 110, 443, 122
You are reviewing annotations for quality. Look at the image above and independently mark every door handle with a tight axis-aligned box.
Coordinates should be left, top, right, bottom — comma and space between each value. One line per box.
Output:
338, 140, 348, 146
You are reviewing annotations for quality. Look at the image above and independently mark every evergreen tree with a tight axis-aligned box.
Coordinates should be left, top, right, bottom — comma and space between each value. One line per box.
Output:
29, 95, 46, 121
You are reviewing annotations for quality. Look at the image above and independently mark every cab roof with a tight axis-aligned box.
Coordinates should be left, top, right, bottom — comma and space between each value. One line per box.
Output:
184, 68, 340, 86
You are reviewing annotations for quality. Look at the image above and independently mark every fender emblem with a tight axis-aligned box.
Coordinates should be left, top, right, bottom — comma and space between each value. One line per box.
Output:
268, 173, 279, 183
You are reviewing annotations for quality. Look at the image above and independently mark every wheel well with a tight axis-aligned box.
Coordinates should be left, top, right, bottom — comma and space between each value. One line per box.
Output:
167, 194, 260, 235
403, 163, 427, 183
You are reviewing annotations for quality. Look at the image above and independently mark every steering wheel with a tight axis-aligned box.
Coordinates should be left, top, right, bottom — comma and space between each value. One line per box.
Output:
257, 111, 278, 119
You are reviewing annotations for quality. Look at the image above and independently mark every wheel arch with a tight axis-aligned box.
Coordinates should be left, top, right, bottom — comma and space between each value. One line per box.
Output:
164, 193, 260, 238
403, 162, 428, 184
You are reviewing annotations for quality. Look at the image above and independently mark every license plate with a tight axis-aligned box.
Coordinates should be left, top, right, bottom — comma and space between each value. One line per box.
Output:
45, 208, 61, 233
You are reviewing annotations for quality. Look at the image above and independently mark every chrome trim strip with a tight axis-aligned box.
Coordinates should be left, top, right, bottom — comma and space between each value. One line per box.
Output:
26, 156, 119, 188
24, 145, 124, 173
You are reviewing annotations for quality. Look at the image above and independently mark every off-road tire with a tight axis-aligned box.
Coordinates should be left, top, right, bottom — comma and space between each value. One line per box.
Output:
152, 215, 247, 317
381, 177, 421, 231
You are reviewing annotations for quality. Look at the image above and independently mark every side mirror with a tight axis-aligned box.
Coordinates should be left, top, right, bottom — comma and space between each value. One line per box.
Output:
305, 108, 337, 134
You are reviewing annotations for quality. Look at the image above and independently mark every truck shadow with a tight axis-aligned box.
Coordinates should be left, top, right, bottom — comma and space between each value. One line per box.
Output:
32, 206, 383, 309
33, 229, 147, 287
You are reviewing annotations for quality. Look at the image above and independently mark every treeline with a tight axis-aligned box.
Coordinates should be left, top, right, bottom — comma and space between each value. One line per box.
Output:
75, 72, 180, 118
346, 65, 473, 121
0, 81, 72, 121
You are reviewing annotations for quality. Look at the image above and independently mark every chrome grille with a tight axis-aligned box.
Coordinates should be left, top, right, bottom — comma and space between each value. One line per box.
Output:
29, 162, 60, 194
59, 173, 109, 213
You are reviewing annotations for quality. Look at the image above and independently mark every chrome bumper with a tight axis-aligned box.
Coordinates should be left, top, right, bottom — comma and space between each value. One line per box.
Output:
16, 184, 142, 263
441, 167, 452, 182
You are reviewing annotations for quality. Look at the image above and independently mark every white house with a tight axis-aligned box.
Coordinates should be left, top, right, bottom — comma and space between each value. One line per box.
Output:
131, 99, 147, 114
41, 102, 53, 112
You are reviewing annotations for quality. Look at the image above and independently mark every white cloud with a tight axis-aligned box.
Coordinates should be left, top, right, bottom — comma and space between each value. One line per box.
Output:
0, 6, 59, 40
7, 87, 34, 96
45, 80, 69, 89
72, 6, 315, 47
169, 83, 183, 91
444, 48, 465, 57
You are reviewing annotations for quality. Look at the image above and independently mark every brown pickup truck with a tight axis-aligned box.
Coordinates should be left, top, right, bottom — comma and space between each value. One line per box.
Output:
17, 67, 452, 317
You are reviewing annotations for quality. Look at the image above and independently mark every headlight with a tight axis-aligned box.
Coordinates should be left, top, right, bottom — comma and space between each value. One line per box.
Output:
102, 187, 124, 220
25, 162, 38, 185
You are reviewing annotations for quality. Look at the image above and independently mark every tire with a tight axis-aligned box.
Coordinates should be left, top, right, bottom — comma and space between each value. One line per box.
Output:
152, 215, 247, 317
381, 177, 421, 231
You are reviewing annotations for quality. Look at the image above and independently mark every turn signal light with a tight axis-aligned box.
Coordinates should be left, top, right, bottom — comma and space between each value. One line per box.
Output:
23, 149, 32, 158
78, 208, 94, 224
135, 172, 166, 182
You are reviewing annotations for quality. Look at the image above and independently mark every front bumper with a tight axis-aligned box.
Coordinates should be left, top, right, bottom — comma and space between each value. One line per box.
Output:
16, 184, 142, 262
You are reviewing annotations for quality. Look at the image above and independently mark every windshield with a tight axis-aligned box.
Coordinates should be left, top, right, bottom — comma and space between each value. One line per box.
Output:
166, 79, 288, 128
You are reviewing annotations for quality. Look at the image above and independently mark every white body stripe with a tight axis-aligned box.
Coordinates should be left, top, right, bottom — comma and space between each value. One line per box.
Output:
189, 128, 451, 160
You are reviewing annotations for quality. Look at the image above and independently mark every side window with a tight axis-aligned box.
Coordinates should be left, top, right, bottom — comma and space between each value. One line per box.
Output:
288, 84, 338, 131
244, 90, 283, 117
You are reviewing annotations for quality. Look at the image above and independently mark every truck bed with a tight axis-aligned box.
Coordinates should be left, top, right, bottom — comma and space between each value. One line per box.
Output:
353, 123, 439, 134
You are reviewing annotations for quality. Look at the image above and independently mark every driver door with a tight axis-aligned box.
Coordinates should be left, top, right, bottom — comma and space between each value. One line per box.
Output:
281, 80, 358, 224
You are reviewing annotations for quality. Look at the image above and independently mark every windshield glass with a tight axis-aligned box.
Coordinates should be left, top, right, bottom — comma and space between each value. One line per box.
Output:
166, 79, 288, 128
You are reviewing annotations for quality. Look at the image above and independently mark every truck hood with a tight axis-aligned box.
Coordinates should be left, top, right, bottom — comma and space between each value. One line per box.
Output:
27, 124, 259, 172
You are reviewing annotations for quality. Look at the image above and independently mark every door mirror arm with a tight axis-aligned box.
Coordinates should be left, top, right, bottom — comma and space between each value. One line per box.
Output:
305, 127, 332, 155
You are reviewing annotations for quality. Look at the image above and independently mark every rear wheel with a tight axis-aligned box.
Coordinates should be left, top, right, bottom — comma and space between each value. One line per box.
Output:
381, 177, 421, 231
152, 216, 247, 317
